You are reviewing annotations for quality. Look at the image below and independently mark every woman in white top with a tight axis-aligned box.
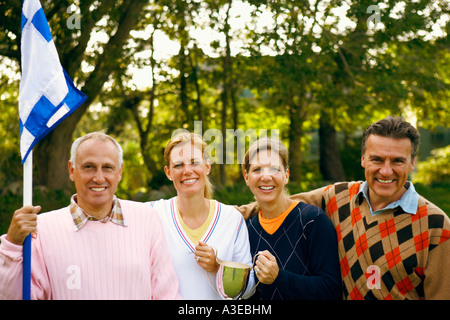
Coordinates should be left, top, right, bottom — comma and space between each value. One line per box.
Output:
148, 132, 254, 299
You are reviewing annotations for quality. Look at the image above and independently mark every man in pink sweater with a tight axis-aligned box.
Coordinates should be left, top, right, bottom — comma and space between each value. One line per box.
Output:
0, 132, 180, 299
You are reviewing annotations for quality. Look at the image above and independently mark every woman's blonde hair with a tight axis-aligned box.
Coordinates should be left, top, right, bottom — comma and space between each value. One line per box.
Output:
164, 131, 214, 199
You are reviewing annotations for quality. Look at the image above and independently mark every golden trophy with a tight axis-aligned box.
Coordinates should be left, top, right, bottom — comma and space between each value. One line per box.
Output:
208, 250, 260, 300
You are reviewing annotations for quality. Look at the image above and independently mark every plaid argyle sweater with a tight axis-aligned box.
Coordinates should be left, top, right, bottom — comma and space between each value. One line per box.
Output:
288, 181, 450, 300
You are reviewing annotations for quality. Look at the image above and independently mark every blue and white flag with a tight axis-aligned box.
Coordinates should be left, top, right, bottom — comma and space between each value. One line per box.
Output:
19, 0, 87, 163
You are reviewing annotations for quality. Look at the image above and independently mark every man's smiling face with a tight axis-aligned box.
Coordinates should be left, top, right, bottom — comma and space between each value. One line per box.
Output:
69, 138, 122, 217
361, 134, 415, 211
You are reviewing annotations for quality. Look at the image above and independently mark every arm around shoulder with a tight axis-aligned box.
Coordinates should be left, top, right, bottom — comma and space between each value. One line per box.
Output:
288, 186, 328, 209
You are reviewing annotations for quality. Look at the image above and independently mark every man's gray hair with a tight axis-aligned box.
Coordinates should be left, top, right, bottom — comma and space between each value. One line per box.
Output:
70, 132, 124, 168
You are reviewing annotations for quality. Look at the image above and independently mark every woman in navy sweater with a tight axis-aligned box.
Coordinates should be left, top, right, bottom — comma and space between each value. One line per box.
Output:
242, 138, 342, 300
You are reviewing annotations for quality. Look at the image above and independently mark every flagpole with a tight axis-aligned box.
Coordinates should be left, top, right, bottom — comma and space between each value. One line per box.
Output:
22, 150, 32, 300
19, 0, 87, 299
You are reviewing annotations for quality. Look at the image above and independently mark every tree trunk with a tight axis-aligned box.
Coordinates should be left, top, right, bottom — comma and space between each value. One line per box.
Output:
34, 0, 148, 190
288, 101, 304, 183
188, 45, 203, 123
34, 123, 78, 191
319, 114, 346, 182
218, 1, 234, 185
179, 45, 191, 128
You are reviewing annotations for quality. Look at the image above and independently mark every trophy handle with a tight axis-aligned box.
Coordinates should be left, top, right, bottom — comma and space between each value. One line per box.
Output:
240, 252, 261, 299
205, 246, 233, 299
205, 268, 227, 299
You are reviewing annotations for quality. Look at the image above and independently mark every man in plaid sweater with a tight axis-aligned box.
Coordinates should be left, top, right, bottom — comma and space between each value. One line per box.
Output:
240, 116, 450, 299
291, 180, 450, 299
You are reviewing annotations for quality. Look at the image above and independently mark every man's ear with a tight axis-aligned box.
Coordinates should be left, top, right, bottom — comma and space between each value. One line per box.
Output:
118, 163, 123, 181
68, 161, 75, 181
409, 157, 416, 173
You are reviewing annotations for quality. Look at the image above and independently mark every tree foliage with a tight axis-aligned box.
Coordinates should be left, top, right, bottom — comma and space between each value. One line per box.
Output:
0, 0, 449, 200
413, 145, 450, 186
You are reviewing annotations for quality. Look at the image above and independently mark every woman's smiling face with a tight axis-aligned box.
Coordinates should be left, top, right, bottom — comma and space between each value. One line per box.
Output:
164, 141, 211, 198
244, 149, 289, 206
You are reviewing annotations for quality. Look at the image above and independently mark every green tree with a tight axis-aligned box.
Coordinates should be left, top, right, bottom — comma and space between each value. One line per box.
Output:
244, 0, 449, 182
0, 0, 448, 195
1, 0, 150, 190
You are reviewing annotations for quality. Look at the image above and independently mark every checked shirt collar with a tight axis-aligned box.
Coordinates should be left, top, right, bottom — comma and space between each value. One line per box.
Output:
70, 194, 128, 231
356, 181, 419, 216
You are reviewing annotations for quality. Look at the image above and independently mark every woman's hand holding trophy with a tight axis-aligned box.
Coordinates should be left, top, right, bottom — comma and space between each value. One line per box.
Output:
254, 250, 279, 285
195, 241, 220, 272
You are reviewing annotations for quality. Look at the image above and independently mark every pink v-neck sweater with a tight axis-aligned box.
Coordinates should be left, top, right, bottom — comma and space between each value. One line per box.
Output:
0, 200, 180, 300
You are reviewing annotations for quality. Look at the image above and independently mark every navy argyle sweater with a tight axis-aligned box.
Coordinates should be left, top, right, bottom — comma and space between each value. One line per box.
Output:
247, 202, 342, 300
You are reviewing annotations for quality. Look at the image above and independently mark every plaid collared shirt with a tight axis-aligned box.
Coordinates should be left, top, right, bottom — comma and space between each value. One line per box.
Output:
70, 194, 128, 231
